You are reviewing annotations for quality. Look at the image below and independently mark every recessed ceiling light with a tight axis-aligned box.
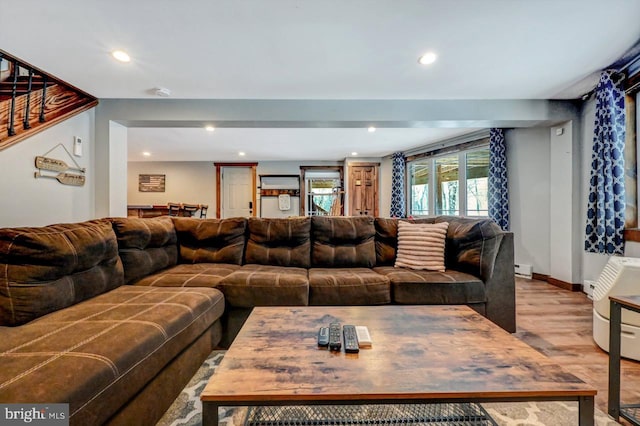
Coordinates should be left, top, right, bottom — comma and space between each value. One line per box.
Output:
238, 152, 246, 157
142, 151, 151, 157
418, 52, 437, 65
205, 126, 215, 132
367, 127, 376, 133
351, 152, 358, 156
112, 50, 131, 63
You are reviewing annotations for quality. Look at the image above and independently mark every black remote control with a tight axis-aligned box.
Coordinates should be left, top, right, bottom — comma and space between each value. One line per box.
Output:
318, 327, 329, 347
343, 325, 359, 353
329, 322, 341, 351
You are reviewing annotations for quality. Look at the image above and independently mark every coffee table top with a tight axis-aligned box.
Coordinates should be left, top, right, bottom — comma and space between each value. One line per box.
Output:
201, 305, 596, 403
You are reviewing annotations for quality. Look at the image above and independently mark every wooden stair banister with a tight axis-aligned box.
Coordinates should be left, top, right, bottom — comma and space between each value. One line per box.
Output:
0, 49, 98, 151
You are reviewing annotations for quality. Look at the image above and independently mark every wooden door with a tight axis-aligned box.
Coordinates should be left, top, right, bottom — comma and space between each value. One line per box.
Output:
348, 163, 379, 216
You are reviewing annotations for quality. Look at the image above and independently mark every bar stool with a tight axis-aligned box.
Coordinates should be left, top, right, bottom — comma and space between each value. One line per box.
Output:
199, 204, 208, 218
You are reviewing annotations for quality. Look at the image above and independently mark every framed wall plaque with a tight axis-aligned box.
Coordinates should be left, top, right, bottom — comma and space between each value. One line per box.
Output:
139, 174, 165, 192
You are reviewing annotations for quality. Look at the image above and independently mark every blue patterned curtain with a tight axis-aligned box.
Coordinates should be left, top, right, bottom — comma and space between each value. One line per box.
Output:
390, 152, 406, 218
585, 70, 626, 255
488, 128, 509, 230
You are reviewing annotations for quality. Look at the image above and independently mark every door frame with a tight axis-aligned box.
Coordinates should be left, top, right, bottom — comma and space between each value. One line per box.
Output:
214, 162, 258, 219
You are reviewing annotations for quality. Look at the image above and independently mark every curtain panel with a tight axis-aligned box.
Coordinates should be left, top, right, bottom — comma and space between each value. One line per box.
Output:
488, 128, 509, 231
390, 152, 406, 218
585, 70, 626, 255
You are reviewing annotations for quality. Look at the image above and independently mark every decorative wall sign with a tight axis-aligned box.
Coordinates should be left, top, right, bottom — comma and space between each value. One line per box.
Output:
139, 174, 166, 192
35, 156, 85, 173
34, 143, 86, 186
34, 170, 85, 186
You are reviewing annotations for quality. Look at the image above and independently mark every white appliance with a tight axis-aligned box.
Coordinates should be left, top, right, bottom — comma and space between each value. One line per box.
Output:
592, 256, 640, 361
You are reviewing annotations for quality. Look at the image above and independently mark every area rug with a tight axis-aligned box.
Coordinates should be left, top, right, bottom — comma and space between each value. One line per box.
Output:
157, 350, 620, 426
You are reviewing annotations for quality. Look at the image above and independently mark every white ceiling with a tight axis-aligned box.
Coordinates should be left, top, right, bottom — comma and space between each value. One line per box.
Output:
2, 0, 639, 161
126, 127, 481, 162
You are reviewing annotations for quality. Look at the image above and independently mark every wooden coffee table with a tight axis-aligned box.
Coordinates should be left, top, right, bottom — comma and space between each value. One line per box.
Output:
201, 306, 596, 425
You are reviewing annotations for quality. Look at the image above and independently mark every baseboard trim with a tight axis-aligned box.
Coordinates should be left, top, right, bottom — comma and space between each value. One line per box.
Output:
547, 277, 582, 292
531, 272, 550, 282
529, 273, 582, 292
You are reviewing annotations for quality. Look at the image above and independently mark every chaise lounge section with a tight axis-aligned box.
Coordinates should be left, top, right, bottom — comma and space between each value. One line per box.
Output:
0, 220, 225, 425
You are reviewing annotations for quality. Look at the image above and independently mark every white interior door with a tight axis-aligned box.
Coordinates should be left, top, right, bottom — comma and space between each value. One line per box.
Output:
222, 167, 253, 218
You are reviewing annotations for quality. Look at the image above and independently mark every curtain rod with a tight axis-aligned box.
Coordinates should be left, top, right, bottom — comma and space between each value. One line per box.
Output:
405, 137, 489, 163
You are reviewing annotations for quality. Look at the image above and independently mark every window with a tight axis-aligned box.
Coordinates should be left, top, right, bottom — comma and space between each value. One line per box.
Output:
408, 146, 490, 217
306, 176, 341, 216
465, 149, 490, 216
300, 166, 344, 216
435, 155, 459, 215
409, 162, 429, 215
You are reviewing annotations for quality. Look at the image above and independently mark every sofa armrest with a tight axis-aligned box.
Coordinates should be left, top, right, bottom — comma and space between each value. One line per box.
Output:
483, 232, 516, 332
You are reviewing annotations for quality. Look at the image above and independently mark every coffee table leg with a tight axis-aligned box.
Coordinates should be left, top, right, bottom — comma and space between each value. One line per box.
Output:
202, 402, 218, 426
578, 396, 594, 426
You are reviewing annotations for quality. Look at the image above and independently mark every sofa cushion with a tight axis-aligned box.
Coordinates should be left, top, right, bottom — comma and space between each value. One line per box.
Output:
394, 221, 448, 272
433, 216, 504, 281
245, 217, 311, 268
172, 217, 246, 264
111, 216, 178, 284
0, 285, 224, 425
374, 266, 485, 305
308, 268, 390, 305
0, 220, 124, 326
219, 264, 309, 307
133, 263, 240, 287
311, 216, 376, 267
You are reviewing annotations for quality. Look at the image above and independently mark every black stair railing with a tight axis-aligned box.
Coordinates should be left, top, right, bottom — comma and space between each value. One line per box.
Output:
0, 49, 98, 151
1, 57, 50, 136
23, 69, 33, 130
8, 58, 18, 136
39, 75, 47, 123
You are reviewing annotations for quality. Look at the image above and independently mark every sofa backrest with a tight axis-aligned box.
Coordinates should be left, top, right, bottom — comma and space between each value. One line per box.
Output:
374, 217, 399, 266
0, 219, 124, 326
245, 217, 311, 268
172, 217, 246, 264
311, 216, 376, 267
434, 216, 505, 282
375, 216, 504, 281
110, 216, 178, 284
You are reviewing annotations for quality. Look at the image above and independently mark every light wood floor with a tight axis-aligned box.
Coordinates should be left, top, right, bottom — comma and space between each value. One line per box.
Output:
514, 278, 640, 415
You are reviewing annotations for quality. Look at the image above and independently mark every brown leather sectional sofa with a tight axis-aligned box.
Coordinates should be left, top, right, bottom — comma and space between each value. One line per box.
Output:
0, 214, 514, 425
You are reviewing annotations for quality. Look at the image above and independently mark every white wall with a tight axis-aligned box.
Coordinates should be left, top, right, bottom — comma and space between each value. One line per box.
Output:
549, 122, 577, 284
379, 156, 393, 217
506, 127, 551, 275
109, 122, 128, 217
0, 110, 96, 227
127, 162, 216, 214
